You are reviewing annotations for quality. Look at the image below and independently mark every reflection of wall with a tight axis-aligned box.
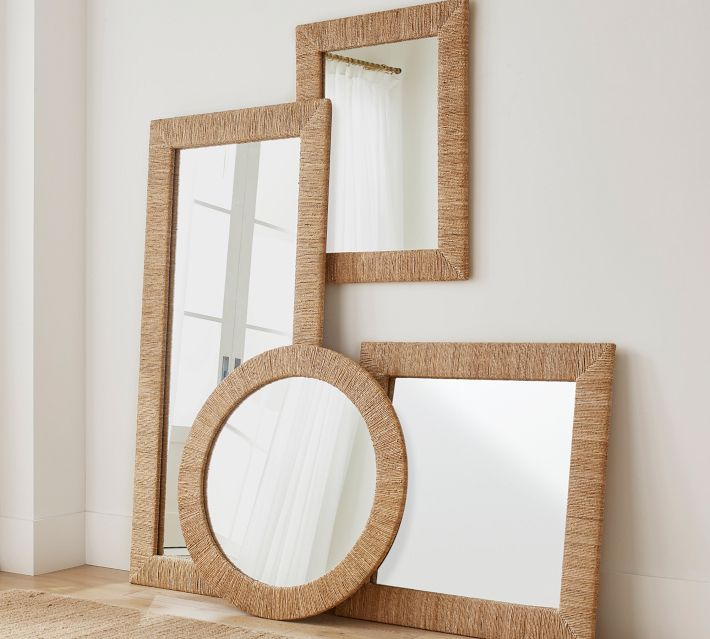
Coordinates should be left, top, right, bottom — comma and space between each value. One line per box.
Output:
81, 1, 710, 636
339, 39, 438, 250
380, 379, 576, 608
244, 138, 299, 357
400, 39, 437, 249
254, 138, 300, 232
163, 436, 187, 551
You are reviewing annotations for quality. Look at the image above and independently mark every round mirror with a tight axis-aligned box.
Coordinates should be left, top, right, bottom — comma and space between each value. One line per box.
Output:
179, 345, 406, 620
206, 376, 376, 587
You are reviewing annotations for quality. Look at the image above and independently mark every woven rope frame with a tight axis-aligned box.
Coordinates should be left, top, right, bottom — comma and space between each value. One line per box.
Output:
336, 342, 616, 639
296, 0, 470, 283
130, 100, 332, 596
178, 345, 408, 620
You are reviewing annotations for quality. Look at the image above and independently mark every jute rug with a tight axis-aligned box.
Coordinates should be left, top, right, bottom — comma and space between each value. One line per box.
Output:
0, 590, 288, 638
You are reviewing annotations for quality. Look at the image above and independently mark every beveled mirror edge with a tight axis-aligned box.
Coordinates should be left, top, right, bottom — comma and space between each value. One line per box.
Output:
336, 342, 616, 639
296, 0, 470, 283
178, 345, 408, 620
129, 99, 332, 596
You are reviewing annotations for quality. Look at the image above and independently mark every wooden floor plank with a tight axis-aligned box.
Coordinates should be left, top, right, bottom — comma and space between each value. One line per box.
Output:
0, 566, 451, 639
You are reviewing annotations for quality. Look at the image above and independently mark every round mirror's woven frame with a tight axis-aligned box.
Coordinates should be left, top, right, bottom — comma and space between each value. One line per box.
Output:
178, 345, 407, 620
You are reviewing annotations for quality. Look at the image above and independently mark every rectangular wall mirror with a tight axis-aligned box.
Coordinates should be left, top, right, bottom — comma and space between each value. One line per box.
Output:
163, 138, 301, 555
339, 342, 616, 639
130, 100, 331, 595
297, 0, 469, 283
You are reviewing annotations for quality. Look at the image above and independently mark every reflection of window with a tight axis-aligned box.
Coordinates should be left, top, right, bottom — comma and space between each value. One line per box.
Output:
169, 140, 299, 431
164, 139, 299, 551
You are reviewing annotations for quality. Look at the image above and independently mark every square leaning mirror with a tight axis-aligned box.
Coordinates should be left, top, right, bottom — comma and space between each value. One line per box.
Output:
130, 100, 331, 595
338, 342, 616, 639
296, 0, 469, 283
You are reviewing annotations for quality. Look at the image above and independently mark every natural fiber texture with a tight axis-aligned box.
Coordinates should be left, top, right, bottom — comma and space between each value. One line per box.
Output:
0, 590, 285, 638
336, 342, 616, 639
178, 346, 407, 620
296, 0, 469, 283
130, 555, 218, 597
130, 100, 331, 596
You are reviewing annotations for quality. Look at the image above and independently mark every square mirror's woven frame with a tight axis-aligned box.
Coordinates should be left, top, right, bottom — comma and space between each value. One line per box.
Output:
296, 0, 469, 283
337, 342, 616, 639
130, 100, 332, 595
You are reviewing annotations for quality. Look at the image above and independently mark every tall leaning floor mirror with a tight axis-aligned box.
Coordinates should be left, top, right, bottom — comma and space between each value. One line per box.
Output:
130, 100, 332, 594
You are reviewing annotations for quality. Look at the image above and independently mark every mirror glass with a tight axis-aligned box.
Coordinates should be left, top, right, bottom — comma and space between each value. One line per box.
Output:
206, 376, 376, 586
325, 37, 437, 253
163, 138, 301, 555
377, 378, 576, 608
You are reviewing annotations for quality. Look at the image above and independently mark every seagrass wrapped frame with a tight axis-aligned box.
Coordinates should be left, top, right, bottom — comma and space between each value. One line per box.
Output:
296, 0, 469, 283
337, 342, 616, 639
130, 100, 332, 595
178, 345, 408, 620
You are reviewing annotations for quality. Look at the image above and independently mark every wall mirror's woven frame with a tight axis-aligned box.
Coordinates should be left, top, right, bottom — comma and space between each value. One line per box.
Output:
178, 345, 408, 620
130, 100, 332, 596
296, 0, 469, 283
337, 342, 616, 639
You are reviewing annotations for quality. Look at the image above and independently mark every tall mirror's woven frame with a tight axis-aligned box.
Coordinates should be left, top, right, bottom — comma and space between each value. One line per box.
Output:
130, 100, 332, 595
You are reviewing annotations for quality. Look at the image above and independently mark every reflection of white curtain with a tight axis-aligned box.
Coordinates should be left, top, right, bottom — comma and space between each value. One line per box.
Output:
208, 377, 365, 586
325, 59, 404, 252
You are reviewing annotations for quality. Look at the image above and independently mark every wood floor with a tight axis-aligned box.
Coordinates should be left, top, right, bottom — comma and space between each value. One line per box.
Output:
0, 565, 451, 638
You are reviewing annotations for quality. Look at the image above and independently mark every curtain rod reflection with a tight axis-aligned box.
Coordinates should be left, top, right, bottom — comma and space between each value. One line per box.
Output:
325, 52, 402, 75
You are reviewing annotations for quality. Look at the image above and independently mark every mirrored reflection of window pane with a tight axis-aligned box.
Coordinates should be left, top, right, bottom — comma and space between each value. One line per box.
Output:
192, 144, 237, 210
377, 379, 576, 608
245, 224, 296, 334
243, 328, 291, 362
163, 139, 300, 552
254, 137, 300, 231
325, 37, 438, 253
183, 204, 231, 319
170, 316, 222, 429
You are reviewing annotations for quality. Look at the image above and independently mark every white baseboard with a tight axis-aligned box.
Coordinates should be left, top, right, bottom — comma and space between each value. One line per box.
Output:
85, 511, 131, 570
0, 512, 85, 575
597, 569, 710, 638
0, 517, 35, 574
34, 512, 85, 574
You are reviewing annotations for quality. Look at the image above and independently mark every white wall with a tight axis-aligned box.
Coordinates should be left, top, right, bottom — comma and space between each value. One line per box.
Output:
0, 0, 36, 574
84, 1, 710, 637
33, 0, 86, 574
0, 0, 85, 575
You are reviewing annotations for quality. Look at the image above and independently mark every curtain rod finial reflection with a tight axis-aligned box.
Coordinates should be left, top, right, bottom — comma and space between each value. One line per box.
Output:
325, 52, 402, 75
